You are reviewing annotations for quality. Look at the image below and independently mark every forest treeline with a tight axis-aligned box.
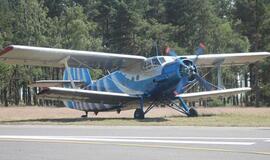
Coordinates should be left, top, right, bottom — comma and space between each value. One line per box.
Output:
0, 0, 270, 107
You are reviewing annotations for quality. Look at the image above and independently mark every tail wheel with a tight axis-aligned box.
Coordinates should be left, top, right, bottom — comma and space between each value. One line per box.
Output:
134, 108, 145, 119
187, 108, 198, 117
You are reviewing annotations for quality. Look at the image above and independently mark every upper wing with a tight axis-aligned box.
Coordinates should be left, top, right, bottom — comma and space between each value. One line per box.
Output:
0, 45, 146, 69
37, 87, 141, 104
179, 52, 270, 67
176, 87, 251, 102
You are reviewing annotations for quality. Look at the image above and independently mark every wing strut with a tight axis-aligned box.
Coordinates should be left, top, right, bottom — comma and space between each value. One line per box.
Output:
217, 63, 223, 89
214, 60, 225, 89
60, 56, 75, 88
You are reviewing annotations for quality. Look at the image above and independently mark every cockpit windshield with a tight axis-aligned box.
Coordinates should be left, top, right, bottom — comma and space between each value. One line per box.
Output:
158, 57, 165, 64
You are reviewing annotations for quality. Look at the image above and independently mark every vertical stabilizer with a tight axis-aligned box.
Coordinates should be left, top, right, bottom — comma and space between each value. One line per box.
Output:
63, 67, 92, 87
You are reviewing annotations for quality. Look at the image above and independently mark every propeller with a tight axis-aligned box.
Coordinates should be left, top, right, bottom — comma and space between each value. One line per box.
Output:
193, 74, 214, 91
170, 42, 215, 95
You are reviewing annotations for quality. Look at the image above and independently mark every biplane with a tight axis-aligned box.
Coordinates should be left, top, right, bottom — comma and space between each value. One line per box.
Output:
0, 44, 269, 119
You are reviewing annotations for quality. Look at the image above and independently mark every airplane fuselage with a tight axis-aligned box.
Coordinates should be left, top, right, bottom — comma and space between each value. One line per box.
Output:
92, 59, 180, 98
64, 56, 194, 112
91, 57, 181, 96
63, 56, 193, 111
65, 56, 198, 112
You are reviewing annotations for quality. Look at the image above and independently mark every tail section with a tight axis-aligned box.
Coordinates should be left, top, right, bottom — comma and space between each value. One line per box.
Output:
63, 67, 92, 87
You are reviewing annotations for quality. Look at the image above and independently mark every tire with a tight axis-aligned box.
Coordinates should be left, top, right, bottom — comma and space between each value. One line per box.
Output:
81, 115, 87, 118
134, 108, 145, 119
187, 108, 198, 117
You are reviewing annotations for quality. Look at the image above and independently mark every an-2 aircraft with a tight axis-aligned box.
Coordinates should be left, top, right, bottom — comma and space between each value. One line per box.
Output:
0, 44, 269, 119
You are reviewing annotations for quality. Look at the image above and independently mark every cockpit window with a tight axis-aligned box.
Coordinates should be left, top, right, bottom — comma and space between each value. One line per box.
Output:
158, 57, 165, 64
152, 58, 160, 65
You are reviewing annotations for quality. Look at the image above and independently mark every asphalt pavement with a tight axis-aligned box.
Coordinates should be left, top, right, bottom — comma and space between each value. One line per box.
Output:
0, 125, 269, 160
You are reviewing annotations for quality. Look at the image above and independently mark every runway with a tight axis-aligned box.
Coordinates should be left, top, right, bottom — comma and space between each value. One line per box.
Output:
0, 125, 269, 160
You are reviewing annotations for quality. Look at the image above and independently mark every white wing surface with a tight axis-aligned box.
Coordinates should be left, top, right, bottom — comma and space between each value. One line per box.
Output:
0, 45, 146, 69
179, 52, 270, 67
37, 87, 141, 104
176, 87, 251, 101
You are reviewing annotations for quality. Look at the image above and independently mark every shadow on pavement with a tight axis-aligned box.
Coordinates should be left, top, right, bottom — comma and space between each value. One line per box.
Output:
1, 117, 169, 124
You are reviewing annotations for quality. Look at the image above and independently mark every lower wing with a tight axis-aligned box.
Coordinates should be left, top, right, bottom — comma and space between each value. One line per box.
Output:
176, 87, 251, 102
38, 87, 141, 105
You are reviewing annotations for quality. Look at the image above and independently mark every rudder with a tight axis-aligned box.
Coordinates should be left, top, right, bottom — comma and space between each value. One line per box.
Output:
63, 67, 92, 87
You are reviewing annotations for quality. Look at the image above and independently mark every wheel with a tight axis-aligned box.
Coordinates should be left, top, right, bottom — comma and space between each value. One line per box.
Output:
187, 108, 198, 117
81, 115, 87, 118
134, 108, 145, 119
81, 111, 88, 118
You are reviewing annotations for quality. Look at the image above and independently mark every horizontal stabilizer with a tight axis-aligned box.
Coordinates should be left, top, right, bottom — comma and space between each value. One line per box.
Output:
37, 87, 141, 104
176, 87, 251, 101
29, 80, 85, 88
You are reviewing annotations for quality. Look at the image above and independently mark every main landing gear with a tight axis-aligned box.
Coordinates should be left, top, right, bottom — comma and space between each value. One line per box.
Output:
133, 97, 160, 119
134, 108, 144, 119
133, 96, 198, 119
169, 97, 198, 117
187, 107, 198, 117
134, 97, 146, 119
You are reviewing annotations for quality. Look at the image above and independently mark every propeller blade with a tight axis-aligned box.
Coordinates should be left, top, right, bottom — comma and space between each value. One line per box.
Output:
194, 74, 214, 91
193, 42, 206, 63
174, 76, 189, 94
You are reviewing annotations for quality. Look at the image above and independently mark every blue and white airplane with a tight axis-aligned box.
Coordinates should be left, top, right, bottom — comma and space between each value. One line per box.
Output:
0, 44, 269, 119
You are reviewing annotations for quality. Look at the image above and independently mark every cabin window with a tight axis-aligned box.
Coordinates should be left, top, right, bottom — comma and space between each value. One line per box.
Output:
144, 61, 151, 68
143, 60, 152, 70
158, 57, 165, 64
131, 77, 135, 81
152, 58, 160, 65
136, 75, 140, 80
143, 58, 162, 71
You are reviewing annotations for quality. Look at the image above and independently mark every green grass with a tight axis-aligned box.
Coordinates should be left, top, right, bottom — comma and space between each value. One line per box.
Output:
1, 113, 270, 127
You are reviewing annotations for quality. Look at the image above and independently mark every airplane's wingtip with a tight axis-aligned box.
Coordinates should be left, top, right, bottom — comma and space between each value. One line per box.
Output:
0, 45, 14, 56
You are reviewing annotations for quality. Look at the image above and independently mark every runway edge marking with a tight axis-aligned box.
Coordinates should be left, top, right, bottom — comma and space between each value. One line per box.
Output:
0, 135, 255, 146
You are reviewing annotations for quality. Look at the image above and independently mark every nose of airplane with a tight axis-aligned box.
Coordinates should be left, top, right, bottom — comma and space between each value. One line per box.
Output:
173, 59, 197, 94
178, 59, 197, 82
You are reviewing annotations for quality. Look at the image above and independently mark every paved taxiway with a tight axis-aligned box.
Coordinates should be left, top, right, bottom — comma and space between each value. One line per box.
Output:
0, 125, 269, 160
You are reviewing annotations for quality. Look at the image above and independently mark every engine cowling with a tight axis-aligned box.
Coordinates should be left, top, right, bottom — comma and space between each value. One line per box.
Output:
179, 59, 197, 82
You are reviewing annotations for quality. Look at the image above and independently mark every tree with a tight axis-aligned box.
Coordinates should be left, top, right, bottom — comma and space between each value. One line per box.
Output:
59, 5, 102, 50
233, 0, 270, 106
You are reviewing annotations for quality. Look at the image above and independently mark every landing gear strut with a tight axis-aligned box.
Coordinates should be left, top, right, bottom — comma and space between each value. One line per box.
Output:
168, 97, 198, 117
81, 111, 88, 118
133, 97, 159, 119
134, 97, 145, 119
